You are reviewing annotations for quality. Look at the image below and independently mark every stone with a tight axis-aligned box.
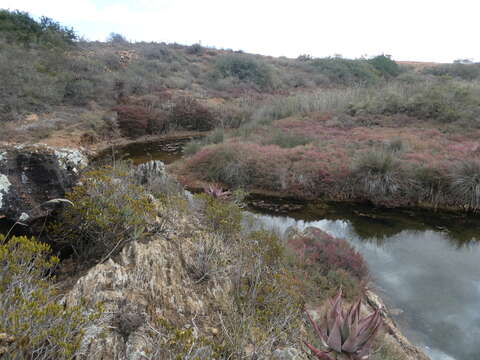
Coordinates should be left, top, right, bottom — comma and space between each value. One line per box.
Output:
64, 207, 232, 360
271, 347, 307, 360
0, 144, 88, 222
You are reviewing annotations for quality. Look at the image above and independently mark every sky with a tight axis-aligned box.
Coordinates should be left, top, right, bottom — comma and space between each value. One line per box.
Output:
1, 0, 478, 63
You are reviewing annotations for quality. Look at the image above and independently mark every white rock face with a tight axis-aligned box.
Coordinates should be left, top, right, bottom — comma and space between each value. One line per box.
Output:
54, 148, 88, 173
0, 152, 6, 162
0, 174, 11, 208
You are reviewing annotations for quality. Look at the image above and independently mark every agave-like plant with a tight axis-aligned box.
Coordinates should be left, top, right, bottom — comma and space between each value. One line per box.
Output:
204, 184, 231, 199
304, 290, 382, 360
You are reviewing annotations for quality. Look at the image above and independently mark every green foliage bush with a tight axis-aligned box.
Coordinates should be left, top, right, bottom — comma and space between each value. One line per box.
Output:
347, 81, 480, 126
51, 164, 156, 262
195, 193, 242, 237
368, 55, 401, 78
423, 63, 480, 80
0, 10, 76, 48
0, 234, 100, 359
214, 54, 274, 89
309, 57, 380, 85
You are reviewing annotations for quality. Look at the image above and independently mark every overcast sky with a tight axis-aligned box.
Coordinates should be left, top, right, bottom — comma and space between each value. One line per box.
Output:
2, 0, 478, 63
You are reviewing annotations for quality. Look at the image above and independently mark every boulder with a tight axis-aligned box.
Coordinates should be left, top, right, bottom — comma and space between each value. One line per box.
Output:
0, 144, 88, 223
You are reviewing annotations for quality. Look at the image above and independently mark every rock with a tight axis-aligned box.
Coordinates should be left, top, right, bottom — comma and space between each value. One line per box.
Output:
65, 208, 232, 360
0, 144, 88, 222
365, 290, 430, 360
271, 347, 307, 360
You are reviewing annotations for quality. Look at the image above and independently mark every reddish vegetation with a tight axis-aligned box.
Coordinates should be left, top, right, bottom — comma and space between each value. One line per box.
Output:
288, 229, 368, 280
177, 112, 480, 211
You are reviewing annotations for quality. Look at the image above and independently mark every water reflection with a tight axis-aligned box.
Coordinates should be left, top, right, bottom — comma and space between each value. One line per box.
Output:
252, 211, 480, 360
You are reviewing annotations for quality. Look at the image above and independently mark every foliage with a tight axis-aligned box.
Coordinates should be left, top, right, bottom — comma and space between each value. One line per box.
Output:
0, 235, 100, 359
214, 54, 274, 89
223, 229, 305, 357
288, 230, 368, 281
114, 104, 160, 138
263, 129, 312, 148
309, 57, 380, 85
450, 160, 480, 211
50, 164, 156, 262
304, 290, 382, 360
170, 96, 217, 131
351, 150, 403, 200
204, 183, 232, 199
423, 62, 480, 80
368, 55, 401, 78
195, 193, 242, 237
186, 43, 203, 55
107, 32, 128, 44
0, 10, 76, 48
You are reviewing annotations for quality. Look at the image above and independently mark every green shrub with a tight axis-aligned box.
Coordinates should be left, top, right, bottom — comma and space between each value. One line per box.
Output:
309, 57, 380, 85
0, 234, 100, 359
423, 63, 480, 80
0, 10, 76, 48
195, 193, 242, 237
368, 55, 401, 78
214, 54, 274, 89
51, 164, 156, 262
186, 43, 203, 55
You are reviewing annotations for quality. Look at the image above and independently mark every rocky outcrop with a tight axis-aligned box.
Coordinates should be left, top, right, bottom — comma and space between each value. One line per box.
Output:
0, 144, 88, 222
65, 206, 232, 360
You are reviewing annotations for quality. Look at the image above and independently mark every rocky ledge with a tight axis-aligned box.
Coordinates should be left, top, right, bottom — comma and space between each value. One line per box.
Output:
0, 144, 88, 223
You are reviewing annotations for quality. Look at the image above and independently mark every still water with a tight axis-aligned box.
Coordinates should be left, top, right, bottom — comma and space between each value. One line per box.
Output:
251, 204, 480, 360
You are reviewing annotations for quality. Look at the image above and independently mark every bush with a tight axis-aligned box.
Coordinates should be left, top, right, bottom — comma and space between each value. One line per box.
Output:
368, 55, 401, 78
214, 54, 274, 89
450, 160, 480, 211
351, 150, 403, 201
186, 43, 203, 55
195, 193, 242, 237
423, 63, 480, 80
309, 57, 380, 85
288, 229, 368, 280
0, 10, 76, 48
263, 130, 312, 148
114, 103, 169, 138
0, 234, 100, 359
170, 96, 217, 131
51, 164, 156, 262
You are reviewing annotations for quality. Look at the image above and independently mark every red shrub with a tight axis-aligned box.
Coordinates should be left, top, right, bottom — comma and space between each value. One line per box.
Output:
114, 104, 168, 138
170, 97, 217, 131
288, 229, 368, 280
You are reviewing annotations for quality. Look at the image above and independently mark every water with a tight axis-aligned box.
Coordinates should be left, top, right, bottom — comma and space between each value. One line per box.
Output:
128, 142, 480, 360
251, 205, 480, 360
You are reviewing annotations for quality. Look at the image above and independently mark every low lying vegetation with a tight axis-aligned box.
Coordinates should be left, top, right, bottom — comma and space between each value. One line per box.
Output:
0, 234, 101, 359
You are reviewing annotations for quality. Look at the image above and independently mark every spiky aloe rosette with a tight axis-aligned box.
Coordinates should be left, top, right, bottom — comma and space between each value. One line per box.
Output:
304, 290, 383, 360
204, 184, 231, 199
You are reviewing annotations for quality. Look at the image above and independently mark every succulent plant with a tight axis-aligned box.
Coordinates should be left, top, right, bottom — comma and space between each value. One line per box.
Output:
204, 184, 231, 199
304, 290, 382, 360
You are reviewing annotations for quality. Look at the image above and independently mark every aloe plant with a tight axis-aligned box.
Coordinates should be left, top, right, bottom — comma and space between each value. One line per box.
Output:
304, 290, 382, 360
204, 184, 231, 199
